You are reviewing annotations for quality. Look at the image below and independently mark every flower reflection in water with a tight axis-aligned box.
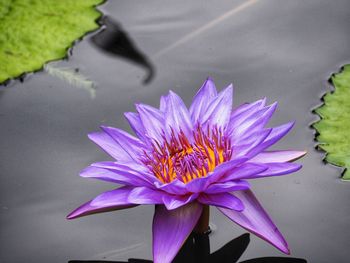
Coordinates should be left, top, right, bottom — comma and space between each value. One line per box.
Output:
69, 232, 308, 263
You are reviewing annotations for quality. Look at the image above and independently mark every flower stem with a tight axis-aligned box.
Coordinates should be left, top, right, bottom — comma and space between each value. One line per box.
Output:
194, 205, 210, 234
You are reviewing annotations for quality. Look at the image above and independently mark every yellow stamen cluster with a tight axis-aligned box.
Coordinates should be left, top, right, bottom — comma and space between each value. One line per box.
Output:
142, 127, 232, 184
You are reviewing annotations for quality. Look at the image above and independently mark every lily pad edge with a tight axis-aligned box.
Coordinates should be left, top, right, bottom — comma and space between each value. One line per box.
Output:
0, 0, 106, 87
312, 64, 350, 181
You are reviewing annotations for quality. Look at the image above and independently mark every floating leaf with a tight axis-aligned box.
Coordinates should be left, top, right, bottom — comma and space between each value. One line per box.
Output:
0, 0, 104, 84
313, 65, 350, 180
44, 64, 96, 98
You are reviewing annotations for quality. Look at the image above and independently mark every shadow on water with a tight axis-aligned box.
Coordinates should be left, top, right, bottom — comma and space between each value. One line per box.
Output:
91, 16, 155, 85
69, 233, 307, 263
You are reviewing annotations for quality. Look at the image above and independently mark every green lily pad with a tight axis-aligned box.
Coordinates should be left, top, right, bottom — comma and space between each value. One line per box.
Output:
313, 65, 350, 180
0, 0, 104, 84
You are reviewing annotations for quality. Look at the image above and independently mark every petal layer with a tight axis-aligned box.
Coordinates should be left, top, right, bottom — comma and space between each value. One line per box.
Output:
198, 193, 244, 211
190, 78, 217, 123
101, 126, 145, 162
88, 132, 133, 162
250, 162, 302, 178
136, 104, 165, 143
152, 202, 203, 263
127, 187, 165, 205
250, 151, 307, 163
247, 122, 295, 158
165, 91, 193, 139
218, 190, 289, 254
67, 186, 135, 219
81, 165, 152, 187
162, 193, 198, 210
201, 84, 233, 128
204, 180, 250, 194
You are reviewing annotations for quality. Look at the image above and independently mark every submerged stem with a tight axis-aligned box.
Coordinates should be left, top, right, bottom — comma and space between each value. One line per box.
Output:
194, 205, 210, 234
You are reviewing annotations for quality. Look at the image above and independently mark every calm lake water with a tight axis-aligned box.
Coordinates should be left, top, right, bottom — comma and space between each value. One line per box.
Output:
1, 0, 350, 262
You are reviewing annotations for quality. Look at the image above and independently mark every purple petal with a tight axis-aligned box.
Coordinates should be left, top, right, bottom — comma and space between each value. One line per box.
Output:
233, 128, 272, 147
227, 98, 266, 133
184, 157, 249, 193
136, 103, 165, 143
124, 112, 147, 142
249, 162, 302, 178
204, 180, 250, 194
162, 193, 198, 210
164, 91, 193, 139
201, 84, 233, 129
189, 78, 217, 123
67, 186, 136, 219
211, 157, 248, 174
198, 193, 244, 211
127, 187, 165, 205
250, 151, 307, 163
100, 126, 145, 162
206, 157, 249, 183
218, 190, 290, 254
88, 132, 133, 162
152, 202, 203, 263
159, 95, 167, 112
87, 162, 156, 186
229, 102, 277, 141
231, 98, 266, 118
91, 160, 150, 174
185, 176, 209, 193
80, 166, 147, 186
216, 162, 267, 182
246, 122, 295, 158
155, 179, 188, 195
233, 129, 272, 157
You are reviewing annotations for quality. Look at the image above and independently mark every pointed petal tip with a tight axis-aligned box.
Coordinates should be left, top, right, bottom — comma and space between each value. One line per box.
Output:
100, 125, 118, 133
167, 90, 186, 103
66, 214, 74, 220
290, 150, 307, 162
87, 131, 99, 140
221, 83, 234, 98
274, 121, 295, 136
294, 163, 303, 172
66, 207, 84, 220
269, 101, 278, 109
300, 150, 307, 157
135, 103, 147, 111
289, 120, 296, 127
168, 90, 180, 98
124, 111, 131, 117
285, 247, 291, 255
218, 190, 291, 255
278, 243, 291, 255
225, 83, 234, 92
203, 76, 215, 86
66, 212, 80, 220
79, 167, 89, 177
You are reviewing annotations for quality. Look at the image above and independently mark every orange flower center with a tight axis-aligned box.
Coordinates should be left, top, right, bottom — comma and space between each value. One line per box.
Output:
142, 126, 232, 184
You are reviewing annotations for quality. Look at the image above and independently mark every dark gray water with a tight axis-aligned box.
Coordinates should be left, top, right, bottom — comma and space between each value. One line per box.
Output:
1, 0, 350, 262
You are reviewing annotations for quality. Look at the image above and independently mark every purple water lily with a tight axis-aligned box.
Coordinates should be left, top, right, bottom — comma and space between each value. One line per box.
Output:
67, 78, 306, 263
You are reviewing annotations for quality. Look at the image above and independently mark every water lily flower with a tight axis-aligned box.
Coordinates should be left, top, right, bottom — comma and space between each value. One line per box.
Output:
67, 78, 306, 263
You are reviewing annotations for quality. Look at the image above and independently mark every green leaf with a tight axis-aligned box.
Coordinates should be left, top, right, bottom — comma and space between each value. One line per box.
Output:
313, 65, 350, 180
0, 0, 104, 84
